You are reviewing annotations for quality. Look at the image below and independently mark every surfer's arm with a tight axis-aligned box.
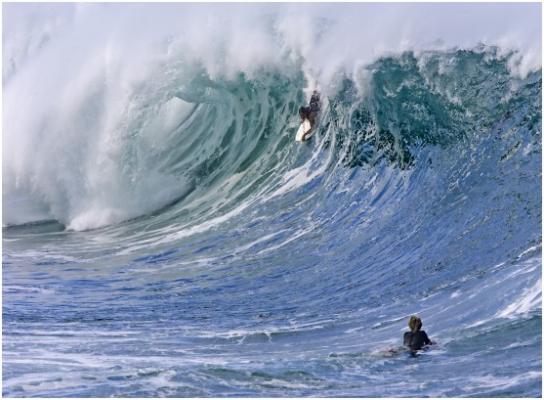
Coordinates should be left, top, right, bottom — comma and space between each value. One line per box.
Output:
403, 332, 410, 347
422, 331, 433, 345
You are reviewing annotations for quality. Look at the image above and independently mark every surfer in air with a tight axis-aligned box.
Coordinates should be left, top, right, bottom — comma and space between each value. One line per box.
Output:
403, 315, 434, 353
296, 90, 320, 142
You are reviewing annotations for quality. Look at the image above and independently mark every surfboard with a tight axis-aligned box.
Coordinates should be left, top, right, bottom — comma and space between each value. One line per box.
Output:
295, 119, 312, 142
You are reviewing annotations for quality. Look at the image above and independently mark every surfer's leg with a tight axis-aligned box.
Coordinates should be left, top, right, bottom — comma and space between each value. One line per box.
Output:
309, 112, 317, 127
302, 128, 312, 141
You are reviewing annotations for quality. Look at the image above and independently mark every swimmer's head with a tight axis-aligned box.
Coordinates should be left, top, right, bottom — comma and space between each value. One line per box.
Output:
408, 315, 422, 332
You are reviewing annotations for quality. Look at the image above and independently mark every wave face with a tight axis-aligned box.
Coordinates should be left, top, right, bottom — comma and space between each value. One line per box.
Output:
3, 4, 542, 397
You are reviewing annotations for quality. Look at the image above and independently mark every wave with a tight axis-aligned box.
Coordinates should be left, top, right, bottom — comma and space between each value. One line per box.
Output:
3, 4, 541, 231
3, 42, 541, 233
2, 4, 541, 397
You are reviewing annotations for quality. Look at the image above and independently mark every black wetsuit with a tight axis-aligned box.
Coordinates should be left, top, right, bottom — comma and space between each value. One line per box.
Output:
299, 92, 320, 123
403, 330, 431, 351
309, 93, 320, 116
298, 92, 321, 140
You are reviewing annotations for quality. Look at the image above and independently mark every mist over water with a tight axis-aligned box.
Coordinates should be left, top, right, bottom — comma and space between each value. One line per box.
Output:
3, 3, 542, 397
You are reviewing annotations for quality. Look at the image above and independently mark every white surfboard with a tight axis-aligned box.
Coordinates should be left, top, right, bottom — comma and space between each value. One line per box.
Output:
295, 119, 312, 142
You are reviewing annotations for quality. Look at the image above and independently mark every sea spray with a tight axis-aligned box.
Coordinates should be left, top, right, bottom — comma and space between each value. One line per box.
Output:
3, 3, 541, 397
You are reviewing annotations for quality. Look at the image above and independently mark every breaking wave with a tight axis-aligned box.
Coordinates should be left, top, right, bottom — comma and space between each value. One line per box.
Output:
3, 3, 541, 397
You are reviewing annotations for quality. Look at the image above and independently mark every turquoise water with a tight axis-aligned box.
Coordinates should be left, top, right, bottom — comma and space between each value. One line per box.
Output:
3, 4, 542, 397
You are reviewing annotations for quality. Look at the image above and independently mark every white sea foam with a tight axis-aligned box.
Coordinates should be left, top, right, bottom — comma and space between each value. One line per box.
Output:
3, 3, 541, 230
464, 371, 542, 394
3, 286, 55, 295
495, 277, 542, 318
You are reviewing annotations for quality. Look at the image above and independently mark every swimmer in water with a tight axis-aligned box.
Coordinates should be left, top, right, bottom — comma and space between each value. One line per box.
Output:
403, 315, 433, 352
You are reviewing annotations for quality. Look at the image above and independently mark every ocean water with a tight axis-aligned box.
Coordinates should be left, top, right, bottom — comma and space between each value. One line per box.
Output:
3, 3, 542, 397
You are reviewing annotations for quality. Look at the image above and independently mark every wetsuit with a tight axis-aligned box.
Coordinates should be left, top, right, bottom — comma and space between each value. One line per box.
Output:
309, 92, 320, 111
299, 106, 311, 120
298, 92, 321, 140
403, 330, 431, 351
299, 92, 320, 122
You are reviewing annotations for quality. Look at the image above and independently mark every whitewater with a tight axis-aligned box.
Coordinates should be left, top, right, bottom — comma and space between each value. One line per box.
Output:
2, 3, 542, 397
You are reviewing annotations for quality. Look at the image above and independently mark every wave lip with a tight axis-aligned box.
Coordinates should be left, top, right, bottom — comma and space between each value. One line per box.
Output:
2, 3, 542, 398
4, 45, 541, 232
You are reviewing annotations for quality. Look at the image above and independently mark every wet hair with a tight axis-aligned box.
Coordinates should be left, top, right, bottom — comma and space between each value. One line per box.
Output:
408, 315, 422, 332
